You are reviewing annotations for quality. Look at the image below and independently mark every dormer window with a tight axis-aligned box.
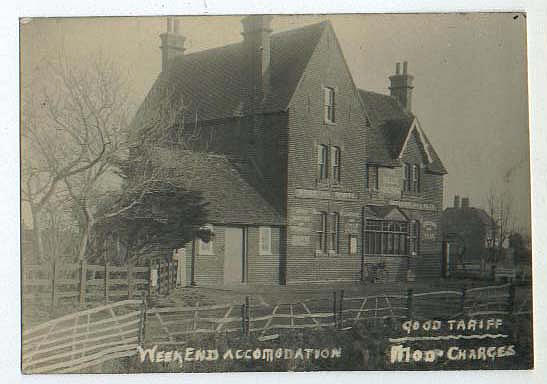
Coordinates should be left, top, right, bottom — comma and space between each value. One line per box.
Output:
324, 87, 336, 123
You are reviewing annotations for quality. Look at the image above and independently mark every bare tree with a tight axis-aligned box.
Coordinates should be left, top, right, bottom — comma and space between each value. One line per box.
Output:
486, 188, 515, 267
21, 54, 130, 262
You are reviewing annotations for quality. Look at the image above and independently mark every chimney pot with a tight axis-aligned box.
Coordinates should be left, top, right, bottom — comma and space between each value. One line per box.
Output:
454, 195, 460, 208
160, 17, 186, 73
389, 61, 414, 112
461, 197, 470, 209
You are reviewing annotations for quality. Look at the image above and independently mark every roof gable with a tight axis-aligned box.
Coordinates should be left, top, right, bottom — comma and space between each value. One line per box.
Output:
366, 205, 409, 221
358, 89, 447, 174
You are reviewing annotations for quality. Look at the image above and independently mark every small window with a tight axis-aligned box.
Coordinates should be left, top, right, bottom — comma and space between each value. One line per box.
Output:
366, 164, 379, 190
332, 146, 341, 183
403, 163, 411, 192
413, 164, 421, 193
259, 226, 272, 255
324, 87, 336, 123
318, 145, 329, 180
317, 212, 328, 252
329, 212, 340, 253
349, 235, 358, 256
198, 225, 214, 255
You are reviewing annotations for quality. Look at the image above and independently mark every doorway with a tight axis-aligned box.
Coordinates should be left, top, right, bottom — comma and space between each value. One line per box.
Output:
224, 227, 246, 284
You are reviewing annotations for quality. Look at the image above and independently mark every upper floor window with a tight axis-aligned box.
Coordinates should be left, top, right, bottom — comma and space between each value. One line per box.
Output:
259, 226, 272, 255
329, 212, 340, 253
317, 212, 328, 252
403, 163, 411, 192
366, 164, 379, 191
318, 145, 329, 180
332, 146, 341, 183
324, 87, 336, 123
413, 164, 421, 193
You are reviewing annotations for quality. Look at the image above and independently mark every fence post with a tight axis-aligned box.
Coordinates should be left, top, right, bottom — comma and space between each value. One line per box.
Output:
240, 303, 246, 336
460, 286, 467, 316
508, 282, 516, 315
245, 296, 250, 336
332, 291, 337, 328
104, 261, 110, 304
406, 289, 413, 319
157, 261, 161, 295
79, 259, 87, 306
51, 258, 57, 307
339, 289, 344, 329
128, 262, 134, 299
147, 259, 152, 299
138, 294, 148, 345
166, 261, 171, 295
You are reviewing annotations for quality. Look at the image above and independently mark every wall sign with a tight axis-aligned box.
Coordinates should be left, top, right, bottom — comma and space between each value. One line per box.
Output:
422, 221, 437, 241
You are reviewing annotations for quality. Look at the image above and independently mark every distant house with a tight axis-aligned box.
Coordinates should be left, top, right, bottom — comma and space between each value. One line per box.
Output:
441, 196, 496, 272
131, 16, 447, 286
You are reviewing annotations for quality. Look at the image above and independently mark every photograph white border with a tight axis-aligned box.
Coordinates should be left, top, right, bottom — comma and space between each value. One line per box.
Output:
2, 1, 546, 383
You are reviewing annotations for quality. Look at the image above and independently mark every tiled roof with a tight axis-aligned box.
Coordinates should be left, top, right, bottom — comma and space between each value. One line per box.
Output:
442, 207, 496, 227
358, 90, 447, 174
150, 149, 284, 226
135, 21, 327, 127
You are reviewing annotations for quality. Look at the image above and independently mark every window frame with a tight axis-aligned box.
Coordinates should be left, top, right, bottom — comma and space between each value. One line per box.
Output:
259, 226, 272, 255
317, 212, 328, 253
412, 164, 421, 193
318, 145, 329, 180
410, 221, 420, 256
324, 87, 336, 124
198, 224, 215, 255
366, 164, 379, 191
332, 146, 341, 183
403, 163, 411, 192
329, 212, 340, 254
349, 235, 358, 256
364, 219, 409, 256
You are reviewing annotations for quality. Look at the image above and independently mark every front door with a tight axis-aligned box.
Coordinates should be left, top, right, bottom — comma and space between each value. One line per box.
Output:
224, 227, 245, 284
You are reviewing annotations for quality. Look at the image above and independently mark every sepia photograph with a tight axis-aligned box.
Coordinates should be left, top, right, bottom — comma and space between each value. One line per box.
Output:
19, 13, 533, 373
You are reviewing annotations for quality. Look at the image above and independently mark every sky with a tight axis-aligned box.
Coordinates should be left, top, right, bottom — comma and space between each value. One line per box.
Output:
20, 13, 531, 232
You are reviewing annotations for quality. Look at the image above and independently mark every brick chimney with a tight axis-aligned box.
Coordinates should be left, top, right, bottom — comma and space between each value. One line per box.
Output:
389, 61, 414, 112
160, 17, 186, 73
461, 197, 470, 209
241, 15, 273, 111
454, 195, 460, 208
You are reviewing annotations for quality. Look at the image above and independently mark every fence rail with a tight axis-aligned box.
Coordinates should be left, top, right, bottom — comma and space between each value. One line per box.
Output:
22, 299, 143, 373
22, 260, 177, 307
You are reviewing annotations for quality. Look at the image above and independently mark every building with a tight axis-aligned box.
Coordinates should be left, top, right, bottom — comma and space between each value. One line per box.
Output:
131, 16, 447, 286
441, 195, 496, 274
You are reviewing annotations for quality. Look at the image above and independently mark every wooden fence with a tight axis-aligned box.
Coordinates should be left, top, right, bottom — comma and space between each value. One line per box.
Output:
144, 283, 532, 344
22, 260, 178, 306
22, 299, 143, 373
22, 283, 532, 372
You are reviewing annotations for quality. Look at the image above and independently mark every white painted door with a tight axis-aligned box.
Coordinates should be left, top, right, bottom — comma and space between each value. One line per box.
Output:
224, 227, 244, 284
